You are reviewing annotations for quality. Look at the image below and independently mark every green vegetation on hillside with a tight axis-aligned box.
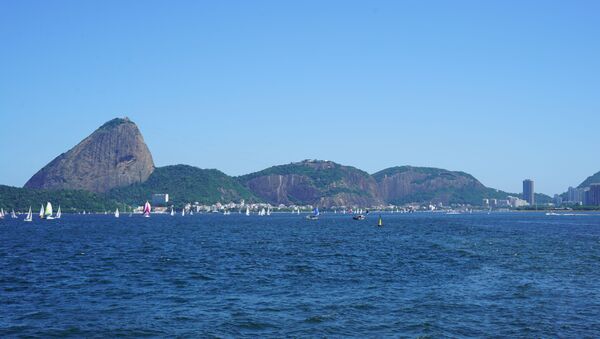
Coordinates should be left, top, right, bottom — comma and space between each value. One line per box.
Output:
372, 166, 478, 182
240, 160, 372, 190
0, 185, 121, 212
579, 171, 600, 188
107, 165, 257, 207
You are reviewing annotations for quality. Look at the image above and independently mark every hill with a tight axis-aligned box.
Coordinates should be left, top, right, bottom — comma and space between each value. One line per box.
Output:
238, 160, 382, 208
578, 171, 600, 188
106, 165, 256, 207
373, 166, 510, 205
0, 185, 121, 212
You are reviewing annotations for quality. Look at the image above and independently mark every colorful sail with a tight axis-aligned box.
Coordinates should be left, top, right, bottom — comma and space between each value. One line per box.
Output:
143, 201, 151, 217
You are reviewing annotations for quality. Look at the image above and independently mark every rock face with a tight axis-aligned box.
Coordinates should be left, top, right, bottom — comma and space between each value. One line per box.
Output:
239, 160, 382, 208
373, 166, 493, 205
25, 118, 155, 193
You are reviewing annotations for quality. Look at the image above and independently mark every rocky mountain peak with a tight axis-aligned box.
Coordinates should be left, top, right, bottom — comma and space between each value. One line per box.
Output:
24, 117, 155, 193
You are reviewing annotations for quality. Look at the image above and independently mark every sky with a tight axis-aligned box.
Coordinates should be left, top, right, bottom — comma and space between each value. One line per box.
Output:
1, 0, 599, 195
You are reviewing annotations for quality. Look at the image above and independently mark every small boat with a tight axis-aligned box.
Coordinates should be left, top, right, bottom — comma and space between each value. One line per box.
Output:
246, 207, 250, 216
170, 207, 175, 216
143, 201, 151, 217
0, 208, 4, 219
39, 205, 45, 219
306, 207, 319, 220
24, 207, 33, 222
44, 202, 54, 220
114, 208, 120, 218
56, 206, 62, 219
181, 208, 185, 216
353, 209, 368, 220
377, 215, 383, 227
11, 209, 18, 219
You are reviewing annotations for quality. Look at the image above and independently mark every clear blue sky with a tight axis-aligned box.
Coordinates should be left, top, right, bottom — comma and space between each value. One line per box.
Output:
1, 0, 598, 195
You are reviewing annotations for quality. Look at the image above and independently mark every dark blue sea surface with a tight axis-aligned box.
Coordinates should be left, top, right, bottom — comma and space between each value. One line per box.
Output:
2, 212, 600, 337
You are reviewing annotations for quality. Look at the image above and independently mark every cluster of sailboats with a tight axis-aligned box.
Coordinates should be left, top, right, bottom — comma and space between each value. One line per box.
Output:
0, 202, 61, 222
1, 200, 384, 226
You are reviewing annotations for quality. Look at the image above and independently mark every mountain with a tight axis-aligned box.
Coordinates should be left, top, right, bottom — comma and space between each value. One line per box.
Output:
578, 170, 600, 188
238, 160, 382, 208
373, 166, 508, 205
107, 165, 256, 207
0, 185, 120, 212
24, 117, 155, 193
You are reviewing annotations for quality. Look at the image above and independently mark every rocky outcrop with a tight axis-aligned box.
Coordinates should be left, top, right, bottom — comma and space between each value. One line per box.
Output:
24, 117, 155, 193
239, 160, 382, 207
373, 166, 494, 205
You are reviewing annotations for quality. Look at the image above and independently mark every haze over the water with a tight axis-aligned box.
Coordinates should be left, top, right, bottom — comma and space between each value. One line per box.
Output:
1, 1, 598, 195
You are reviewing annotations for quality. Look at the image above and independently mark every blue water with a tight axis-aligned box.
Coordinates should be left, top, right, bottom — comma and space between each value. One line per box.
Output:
1, 212, 600, 337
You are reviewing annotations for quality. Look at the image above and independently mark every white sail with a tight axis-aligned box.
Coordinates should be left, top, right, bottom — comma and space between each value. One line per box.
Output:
266, 208, 271, 216
11, 209, 17, 218
56, 206, 62, 219
170, 207, 175, 216
181, 208, 185, 216
115, 208, 120, 218
24, 207, 33, 222
0, 208, 4, 218
246, 207, 250, 216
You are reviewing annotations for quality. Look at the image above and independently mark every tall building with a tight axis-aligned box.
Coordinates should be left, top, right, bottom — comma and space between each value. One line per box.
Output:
588, 184, 600, 206
523, 179, 535, 206
567, 186, 585, 204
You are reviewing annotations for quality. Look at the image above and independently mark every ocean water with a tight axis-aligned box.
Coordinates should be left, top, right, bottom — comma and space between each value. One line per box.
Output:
1, 212, 600, 337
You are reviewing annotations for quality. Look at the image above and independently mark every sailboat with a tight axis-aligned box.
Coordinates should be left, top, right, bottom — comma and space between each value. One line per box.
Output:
170, 207, 175, 216
39, 205, 45, 219
296, 208, 300, 215
0, 208, 5, 219
181, 208, 185, 216
143, 201, 151, 217
266, 207, 271, 216
377, 215, 383, 227
56, 206, 61, 219
114, 208, 120, 218
44, 202, 54, 220
24, 207, 33, 222
306, 207, 319, 220
11, 209, 18, 219
259, 208, 266, 216
245, 207, 250, 216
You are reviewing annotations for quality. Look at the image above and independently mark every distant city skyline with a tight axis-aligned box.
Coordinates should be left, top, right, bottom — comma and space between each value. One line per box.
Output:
1, 1, 599, 195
